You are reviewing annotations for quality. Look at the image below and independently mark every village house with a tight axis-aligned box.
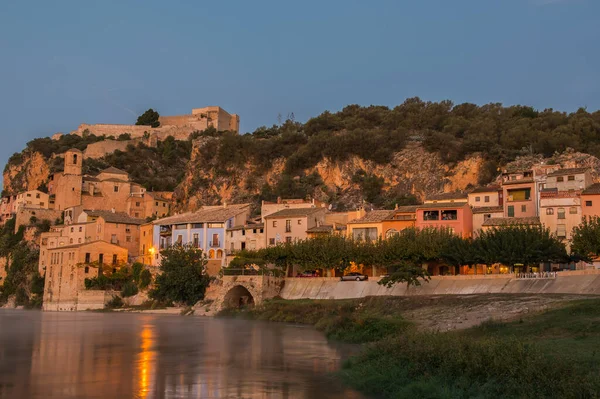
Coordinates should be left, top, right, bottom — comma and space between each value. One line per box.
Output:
264, 207, 327, 246
501, 170, 538, 218
346, 206, 418, 240
424, 192, 468, 204
539, 189, 581, 249
544, 167, 592, 191
139, 222, 155, 266
43, 241, 128, 311
39, 222, 95, 275
126, 191, 171, 219
468, 186, 502, 208
76, 210, 144, 257
149, 203, 251, 274
260, 197, 326, 222
14, 190, 50, 211
471, 206, 504, 236
581, 183, 600, 219
415, 202, 473, 238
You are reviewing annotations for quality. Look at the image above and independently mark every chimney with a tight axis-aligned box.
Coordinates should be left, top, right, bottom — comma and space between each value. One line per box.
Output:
395, 203, 399, 210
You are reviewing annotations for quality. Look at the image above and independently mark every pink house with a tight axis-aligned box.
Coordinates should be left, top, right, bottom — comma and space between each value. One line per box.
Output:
415, 202, 473, 238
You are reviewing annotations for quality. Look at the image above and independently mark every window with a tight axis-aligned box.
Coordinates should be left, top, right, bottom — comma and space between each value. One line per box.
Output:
230, 243, 235, 251
69, 238, 73, 244
475, 196, 480, 202
297, 219, 302, 225
211, 233, 219, 247
546, 208, 554, 215
85, 253, 90, 263
423, 210, 439, 221
557, 208, 565, 219
557, 224, 567, 237
568, 176, 575, 181
508, 206, 514, 217
99, 254, 104, 265
155, 202, 159, 206
193, 233, 199, 247
176, 235, 183, 245
114, 185, 119, 192
242, 229, 246, 236
40, 202, 44, 207
285, 220, 291, 232
192, 223, 203, 229
73, 154, 78, 164
175, 224, 187, 230
286, 236, 292, 243
78, 238, 82, 243
557, 177, 564, 182
441, 210, 458, 220
126, 236, 131, 242
84, 266, 89, 274
125, 226, 131, 233
352, 228, 378, 241
484, 196, 490, 203
586, 201, 592, 207
570, 207, 578, 214
112, 254, 117, 265
135, 213, 139, 218
163, 203, 166, 207
26, 193, 31, 197
521, 205, 527, 213
507, 188, 531, 201
36, 193, 40, 199
136, 202, 141, 207
79, 227, 82, 232
207, 223, 223, 228
483, 214, 491, 221
273, 221, 277, 227
269, 238, 276, 245
111, 234, 118, 244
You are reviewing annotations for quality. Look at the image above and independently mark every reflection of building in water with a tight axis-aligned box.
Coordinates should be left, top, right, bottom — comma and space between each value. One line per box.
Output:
28, 313, 137, 398
135, 323, 157, 399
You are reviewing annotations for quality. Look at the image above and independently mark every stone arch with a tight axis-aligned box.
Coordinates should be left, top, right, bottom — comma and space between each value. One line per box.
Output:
222, 284, 255, 309
209, 249, 215, 259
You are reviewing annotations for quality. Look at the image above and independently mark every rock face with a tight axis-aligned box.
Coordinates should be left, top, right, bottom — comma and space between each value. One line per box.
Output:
3, 151, 50, 195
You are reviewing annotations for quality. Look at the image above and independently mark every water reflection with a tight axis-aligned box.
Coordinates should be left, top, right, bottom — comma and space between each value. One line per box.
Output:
0, 310, 365, 399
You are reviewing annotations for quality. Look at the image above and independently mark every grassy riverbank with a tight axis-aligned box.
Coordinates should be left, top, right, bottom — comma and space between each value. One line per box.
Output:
220, 295, 600, 398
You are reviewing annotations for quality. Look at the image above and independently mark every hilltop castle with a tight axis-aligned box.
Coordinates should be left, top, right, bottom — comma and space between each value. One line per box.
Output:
68, 106, 239, 141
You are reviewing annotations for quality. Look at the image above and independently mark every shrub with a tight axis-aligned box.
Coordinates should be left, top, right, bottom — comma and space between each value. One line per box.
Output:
121, 281, 139, 298
106, 295, 123, 309
139, 269, 152, 289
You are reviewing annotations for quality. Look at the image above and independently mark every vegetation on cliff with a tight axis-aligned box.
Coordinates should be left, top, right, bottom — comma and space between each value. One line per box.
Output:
223, 296, 600, 398
0, 219, 44, 308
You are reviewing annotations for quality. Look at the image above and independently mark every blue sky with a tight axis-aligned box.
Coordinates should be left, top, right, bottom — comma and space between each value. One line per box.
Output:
0, 0, 598, 182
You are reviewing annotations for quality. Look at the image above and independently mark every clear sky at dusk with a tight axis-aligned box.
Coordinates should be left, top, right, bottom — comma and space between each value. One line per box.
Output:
1, 0, 599, 182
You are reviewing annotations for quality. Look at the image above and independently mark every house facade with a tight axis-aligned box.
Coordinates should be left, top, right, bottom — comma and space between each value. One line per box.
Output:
264, 207, 327, 246
415, 202, 473, 238
502, 170, 537, 218
77, 210, 144, 257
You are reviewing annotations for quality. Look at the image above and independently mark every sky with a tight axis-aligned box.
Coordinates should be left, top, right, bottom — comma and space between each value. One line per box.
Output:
0, 0, 599, 183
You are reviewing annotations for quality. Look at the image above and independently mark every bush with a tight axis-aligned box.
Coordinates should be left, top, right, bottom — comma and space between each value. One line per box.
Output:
139, 269, 152, 289
121, 281, 139, 298
106, 295, 123, 309
131, 262, 143, 283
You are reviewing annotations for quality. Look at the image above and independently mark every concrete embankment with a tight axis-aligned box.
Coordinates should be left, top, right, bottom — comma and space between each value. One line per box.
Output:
280, 270, 600, 300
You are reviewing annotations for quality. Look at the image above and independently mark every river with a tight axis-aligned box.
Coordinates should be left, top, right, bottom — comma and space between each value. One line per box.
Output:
0, 310, 365, 399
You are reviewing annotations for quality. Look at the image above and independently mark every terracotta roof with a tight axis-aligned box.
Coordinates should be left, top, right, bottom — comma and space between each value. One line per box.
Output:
306, 224, 347, 233
393, 205, 419, 213
582, 183, 600, 195
227, 223, 264, 231
47, 239, 126, 251
84, 210, 145, 225
101, 177, 129, 183
502, 178, 534, 185
154, 203, 250, 225
470, 185, 500, 194
426, 192, 468, 201
471, 206, 504, 214
482, 217, 541, 227
417, 202, 469, 210
145, 191, 171, 201
264, 207, 324, 219
348, 210, 395, 224
547, 167, 590, 177
100, 166, 129, 175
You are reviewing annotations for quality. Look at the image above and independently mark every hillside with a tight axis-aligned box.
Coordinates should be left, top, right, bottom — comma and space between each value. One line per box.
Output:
4, 98, 600, 211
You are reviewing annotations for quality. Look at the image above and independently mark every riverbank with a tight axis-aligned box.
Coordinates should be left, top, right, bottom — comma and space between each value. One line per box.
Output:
220, 294, 600, 398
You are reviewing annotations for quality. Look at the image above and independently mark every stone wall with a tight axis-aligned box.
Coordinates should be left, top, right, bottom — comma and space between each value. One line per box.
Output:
76, 290, 110, 311
280, 271, 600, 300
14, 208, 62, 233
202, 275, 285, 311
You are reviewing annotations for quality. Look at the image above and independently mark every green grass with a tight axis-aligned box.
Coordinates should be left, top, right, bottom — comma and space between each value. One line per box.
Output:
221, 297, 600, 398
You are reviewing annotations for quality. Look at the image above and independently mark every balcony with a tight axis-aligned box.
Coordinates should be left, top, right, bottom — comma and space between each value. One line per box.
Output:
209, 241, 221, 248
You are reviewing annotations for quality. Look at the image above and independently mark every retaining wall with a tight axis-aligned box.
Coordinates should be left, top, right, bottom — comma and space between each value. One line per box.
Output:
280, 271, 600, 300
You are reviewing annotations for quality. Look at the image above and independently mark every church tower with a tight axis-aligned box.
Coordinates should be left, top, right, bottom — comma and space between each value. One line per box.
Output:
64, 149, 83, 175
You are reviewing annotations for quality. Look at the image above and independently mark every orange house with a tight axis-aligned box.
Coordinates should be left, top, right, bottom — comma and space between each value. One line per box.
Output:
381, 206, 418, 238
415, 202, 473, 238
581, 183, 600, 219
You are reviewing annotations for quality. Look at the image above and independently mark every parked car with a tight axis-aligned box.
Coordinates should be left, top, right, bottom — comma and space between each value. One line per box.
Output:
340, 272, 368, 281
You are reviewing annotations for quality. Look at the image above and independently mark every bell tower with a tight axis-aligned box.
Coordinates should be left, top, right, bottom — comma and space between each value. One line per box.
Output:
64, 149, 83, 176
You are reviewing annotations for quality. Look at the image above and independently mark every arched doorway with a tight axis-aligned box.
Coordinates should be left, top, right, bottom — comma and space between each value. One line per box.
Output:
222, 285, 255, 309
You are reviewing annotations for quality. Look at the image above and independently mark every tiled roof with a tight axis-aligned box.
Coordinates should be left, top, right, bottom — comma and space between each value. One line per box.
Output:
85, 210, 145, 225
264, 207, 324, 219
582, 183, 600, 195
393, 205, 419, 213
426, 192, 468, 201
417, 202, 469, 210
348, 210, 396, 224
100, 166, 129, 175
502, 178, 534, 185
306, 224, 346, 233
471, 206, 504, 214
47, 239, 125, 251
154, 204, 250, 225
227, 223, 264, 231
470, 185, 500, 194
482, 217, 541, 227
145, 191, 172, 201
547, 167, 590, 177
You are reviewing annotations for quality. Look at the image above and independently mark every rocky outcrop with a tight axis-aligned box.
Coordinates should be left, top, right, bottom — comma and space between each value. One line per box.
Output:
3, 151, 50, 195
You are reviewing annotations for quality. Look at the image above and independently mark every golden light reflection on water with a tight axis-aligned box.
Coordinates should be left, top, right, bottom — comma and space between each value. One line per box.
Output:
136, 322, 156, 399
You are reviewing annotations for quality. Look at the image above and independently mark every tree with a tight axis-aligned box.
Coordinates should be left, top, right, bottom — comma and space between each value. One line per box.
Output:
571, 216, 600, 262
136, 108, 160, 128
149, 244, 211, 305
